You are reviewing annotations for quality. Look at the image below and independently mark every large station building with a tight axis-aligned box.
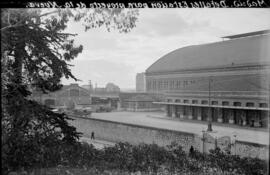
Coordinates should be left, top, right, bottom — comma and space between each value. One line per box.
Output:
145, 30, 270, 128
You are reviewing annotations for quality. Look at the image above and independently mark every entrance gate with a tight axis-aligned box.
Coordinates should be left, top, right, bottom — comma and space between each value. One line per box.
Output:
202, 132, 231, 154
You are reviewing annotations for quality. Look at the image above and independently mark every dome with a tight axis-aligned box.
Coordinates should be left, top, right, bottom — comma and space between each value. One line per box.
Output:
146, 34, 270, 74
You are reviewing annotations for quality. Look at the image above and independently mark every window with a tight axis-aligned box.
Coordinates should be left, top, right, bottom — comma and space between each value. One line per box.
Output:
202, 100, 208, 104
158, 81, 162, 90
212, 101, 218, 105
153, 80, 156, 90
172, 80, 176, 89
147, 81, 152, 90
246, 102, 254, 107
176, 80, 181, 89
192, 100, 198, 104
233, 102, 241, 106
164, 81, 168, 89
183, 99, 189, 103
259, 103, 268, 108
222, 101, 229, 106
170, 81, 174, 90
183, 80, 188, 87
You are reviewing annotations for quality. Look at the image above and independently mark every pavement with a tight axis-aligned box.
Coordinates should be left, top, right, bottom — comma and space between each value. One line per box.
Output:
86, 111, 269, 145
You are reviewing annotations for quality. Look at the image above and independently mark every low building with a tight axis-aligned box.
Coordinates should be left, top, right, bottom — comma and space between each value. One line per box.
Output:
119, 92, 163, 112
31, 83, 91, 109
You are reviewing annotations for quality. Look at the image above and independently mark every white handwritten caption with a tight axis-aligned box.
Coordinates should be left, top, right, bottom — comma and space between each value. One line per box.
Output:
26, 0, 266, 8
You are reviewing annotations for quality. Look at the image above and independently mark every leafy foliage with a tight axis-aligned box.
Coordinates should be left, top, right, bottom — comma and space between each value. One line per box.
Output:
1, 8, 138, 175
9, 142, 267, 175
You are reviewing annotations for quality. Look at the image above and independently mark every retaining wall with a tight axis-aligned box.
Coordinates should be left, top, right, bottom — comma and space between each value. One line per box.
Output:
69, 116, 199, 152
69, 116, 268, 159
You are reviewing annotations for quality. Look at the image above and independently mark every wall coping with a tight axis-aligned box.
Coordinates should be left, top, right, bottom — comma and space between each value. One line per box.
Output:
236, 140, 269, 148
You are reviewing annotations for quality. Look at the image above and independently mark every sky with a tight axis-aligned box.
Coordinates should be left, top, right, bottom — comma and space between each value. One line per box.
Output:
61, 9, 270, 90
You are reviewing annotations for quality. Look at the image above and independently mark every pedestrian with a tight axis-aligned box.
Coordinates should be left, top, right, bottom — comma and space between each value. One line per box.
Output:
189, 145, 194, 156
91, 131, 95, 140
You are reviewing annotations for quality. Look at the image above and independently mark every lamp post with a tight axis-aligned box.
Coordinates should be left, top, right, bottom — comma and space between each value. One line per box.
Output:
202, 130, 206, 154
207, 76, 213, 132
233, 133, 237, 155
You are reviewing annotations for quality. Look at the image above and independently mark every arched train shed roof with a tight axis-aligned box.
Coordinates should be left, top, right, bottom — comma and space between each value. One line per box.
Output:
146, 34, 270, 74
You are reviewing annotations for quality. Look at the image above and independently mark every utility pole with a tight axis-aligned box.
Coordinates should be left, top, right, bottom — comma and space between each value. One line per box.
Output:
207, 76, 213, 132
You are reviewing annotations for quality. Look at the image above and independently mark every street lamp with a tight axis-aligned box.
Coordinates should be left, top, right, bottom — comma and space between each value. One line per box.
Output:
202, 130, 206, 154
233, 133, 237, 155
207, 76, 213, 132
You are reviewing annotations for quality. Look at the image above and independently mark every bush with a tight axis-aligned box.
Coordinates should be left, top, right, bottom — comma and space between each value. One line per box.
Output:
3, 141, 268, 175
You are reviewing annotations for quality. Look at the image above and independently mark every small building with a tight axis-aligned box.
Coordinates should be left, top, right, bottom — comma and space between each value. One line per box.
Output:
119, 92, 163, 112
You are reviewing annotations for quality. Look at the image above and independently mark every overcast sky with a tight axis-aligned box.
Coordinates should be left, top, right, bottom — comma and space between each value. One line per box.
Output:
61, 9, 270, 90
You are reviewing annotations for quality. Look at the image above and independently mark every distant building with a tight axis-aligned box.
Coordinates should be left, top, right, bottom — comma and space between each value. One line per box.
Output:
81, 82, 121, 109
119, 92, 163, 112
31, 83, 91, 109
145, 30, 270, 128
136, 72, 146, 92
105, 83, 120, 92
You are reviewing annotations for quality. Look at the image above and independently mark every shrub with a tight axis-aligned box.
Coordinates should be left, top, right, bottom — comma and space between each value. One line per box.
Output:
3, 141, 268, 175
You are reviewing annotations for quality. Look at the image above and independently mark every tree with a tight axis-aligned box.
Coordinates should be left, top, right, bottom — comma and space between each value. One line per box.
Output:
1, 8, 138, 173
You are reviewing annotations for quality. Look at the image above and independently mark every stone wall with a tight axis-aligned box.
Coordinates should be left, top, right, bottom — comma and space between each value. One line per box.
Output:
234, 140, 269, 160
69, 116, 198, 152
69, 116, 268, 159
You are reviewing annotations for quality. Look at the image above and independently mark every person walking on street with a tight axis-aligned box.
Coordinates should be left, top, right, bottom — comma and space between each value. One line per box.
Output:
91, 131, 95, 140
